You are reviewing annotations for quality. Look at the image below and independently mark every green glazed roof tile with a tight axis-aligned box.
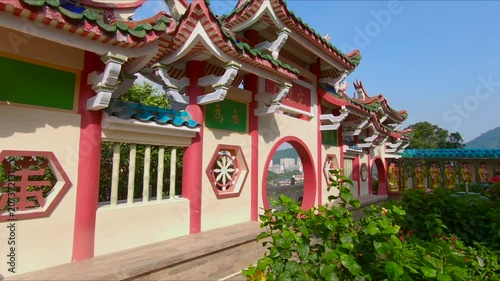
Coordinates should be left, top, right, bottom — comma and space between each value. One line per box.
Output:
106, 100, 200, 129
401, 149, 500, 159
21, 0, 171, 41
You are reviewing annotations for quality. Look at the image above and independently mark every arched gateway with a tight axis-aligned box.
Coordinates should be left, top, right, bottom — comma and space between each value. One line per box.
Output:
262, 137, 317, 210
0, 0, 411, 277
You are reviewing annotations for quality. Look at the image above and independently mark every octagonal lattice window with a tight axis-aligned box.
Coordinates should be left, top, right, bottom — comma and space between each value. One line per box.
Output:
206, 145, 248, 199
323, 154, 339, 185
0, 151, 72, 222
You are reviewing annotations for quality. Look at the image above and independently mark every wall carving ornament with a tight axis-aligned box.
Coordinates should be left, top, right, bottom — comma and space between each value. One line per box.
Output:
0, 151, 72, 222
360, 163, 368, 182
323, 154, 339, 185
206, 145, 248, 199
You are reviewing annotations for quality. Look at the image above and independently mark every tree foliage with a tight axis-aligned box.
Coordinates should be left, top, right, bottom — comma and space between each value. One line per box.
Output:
118, 81, 170, 108
407, 122, 465, 149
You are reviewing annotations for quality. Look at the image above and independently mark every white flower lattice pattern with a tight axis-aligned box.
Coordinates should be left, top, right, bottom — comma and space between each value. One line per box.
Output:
212, 150, 240, 191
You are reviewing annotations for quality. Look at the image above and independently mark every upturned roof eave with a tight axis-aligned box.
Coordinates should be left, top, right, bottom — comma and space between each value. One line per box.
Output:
221, 0, 360, 70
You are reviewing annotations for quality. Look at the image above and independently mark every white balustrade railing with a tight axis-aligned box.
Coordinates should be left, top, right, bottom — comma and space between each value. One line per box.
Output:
101, 142, 180, 205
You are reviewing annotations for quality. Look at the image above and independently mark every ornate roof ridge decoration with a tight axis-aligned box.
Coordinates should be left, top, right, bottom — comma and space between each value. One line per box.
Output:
78, 0, 146, 9
1, 0, 176, 47
221, 0, 361, 69
353, 79, 408, 121
401, 149, 500, 159
148, 0, 299, 81
106, 99, 200, 128
318, 83, 409, 143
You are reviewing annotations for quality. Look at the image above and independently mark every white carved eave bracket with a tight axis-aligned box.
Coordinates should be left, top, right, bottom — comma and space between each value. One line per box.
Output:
254, 82, 292, 116
197, 61, 242, 105
320, 107, 349, 131
320, 70, 349, 94
397, 142, 410, 153
87, 52, 128, 110
377, 136, 389, 145
342, 118, 370, 137
153, 63, 189, 104
379, 114, 388, 124
357, 142, 374, 149
254, 27, 291, 60
112, 73, 137, 98
364, 131, 380, 143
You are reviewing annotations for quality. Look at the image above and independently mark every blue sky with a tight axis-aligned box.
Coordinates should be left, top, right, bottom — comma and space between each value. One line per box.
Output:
136, 1, 500, 142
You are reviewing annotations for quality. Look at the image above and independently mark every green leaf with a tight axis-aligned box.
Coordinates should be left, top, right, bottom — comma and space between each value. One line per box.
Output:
296, 244, 310, 259
340, 254, 362, 275
421, 267, 437, 278
299, 225, 309, 239
367, 226, 380, 235
284, 261, 301, 274
385, 261, 403, 281
324, 250, 338, 262
476, 256, 485, 267
256, 232, 269, 240
423, 256, 444, 271
437, 273, 453, 281
340, 233, 353, 244
390, 235, 403, 249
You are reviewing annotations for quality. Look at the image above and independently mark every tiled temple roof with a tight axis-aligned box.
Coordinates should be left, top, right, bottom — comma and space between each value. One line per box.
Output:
106, 100, 200, 129
145, 0, 299, 80
0, 0, 176, 47
221, 0, 361, 69
353, 80, 408, 121
401, 149, 500, 159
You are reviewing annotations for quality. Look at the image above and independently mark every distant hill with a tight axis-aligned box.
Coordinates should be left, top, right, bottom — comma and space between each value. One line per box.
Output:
466, 127, 500, 148
272, 148, 299, 164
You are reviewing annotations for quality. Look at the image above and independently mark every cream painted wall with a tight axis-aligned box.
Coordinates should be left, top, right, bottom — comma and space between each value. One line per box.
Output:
257, 112, 319, 213
201, 128, 252, 231
0, 26, 84, 70
94, 199, 190, 256
0, 105, 81, 277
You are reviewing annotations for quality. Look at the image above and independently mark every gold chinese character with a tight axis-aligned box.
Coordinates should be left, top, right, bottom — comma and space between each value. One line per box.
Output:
232, 109, 240, 124
213, 104, 224, 123
297, 90, 304, 105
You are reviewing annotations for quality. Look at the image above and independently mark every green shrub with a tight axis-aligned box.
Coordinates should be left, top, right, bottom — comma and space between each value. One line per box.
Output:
243, 170, 499, 280
397, 188, 500, 250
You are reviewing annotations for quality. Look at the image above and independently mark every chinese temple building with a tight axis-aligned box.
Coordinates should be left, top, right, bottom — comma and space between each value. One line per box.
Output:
0, 0, 411, 279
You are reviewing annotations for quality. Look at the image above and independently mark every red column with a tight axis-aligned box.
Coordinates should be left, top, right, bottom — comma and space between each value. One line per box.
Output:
245, 73, 259, 221
182, 60, 205, 234
245, 29, 260, 221
367, 149, 372, 195
72, 51, 104, 261
353, 154, 360, 196
339, 126, 345, 171
310, 59, 322, 206
354, 136, 361, 196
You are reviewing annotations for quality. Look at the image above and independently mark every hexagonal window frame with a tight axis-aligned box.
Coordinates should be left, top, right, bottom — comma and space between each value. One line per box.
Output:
206, 145, 248, 199
323, 154, 339, 185
0, 150, 72, 222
